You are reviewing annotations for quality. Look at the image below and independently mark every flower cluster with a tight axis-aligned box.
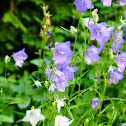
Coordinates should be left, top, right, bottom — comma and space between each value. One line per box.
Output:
83, 10, 115, 65
45, 41, 77, 92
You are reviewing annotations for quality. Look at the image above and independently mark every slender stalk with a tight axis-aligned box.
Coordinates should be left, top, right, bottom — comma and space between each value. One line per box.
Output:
96, 74, 107, 125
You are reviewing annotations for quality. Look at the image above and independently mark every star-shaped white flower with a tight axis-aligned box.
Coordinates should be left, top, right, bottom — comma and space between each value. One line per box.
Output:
22, 108, 45, 126
55, 115, 73, 126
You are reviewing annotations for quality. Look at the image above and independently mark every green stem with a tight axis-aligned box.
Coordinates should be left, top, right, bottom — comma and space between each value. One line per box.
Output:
96, 75, 107, 125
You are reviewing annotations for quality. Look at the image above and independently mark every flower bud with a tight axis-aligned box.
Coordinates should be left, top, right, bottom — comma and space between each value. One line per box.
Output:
93, 14, 99, 24
35, 81, 42, 88
5, 55, 10, 63
70, 26, 77, 34
45, 81, 49, 88
52, 102, 56, 107
84, 119, 89, 126
92, 8, 98, 17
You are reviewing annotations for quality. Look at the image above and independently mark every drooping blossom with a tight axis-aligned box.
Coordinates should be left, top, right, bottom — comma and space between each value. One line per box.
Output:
55, 115, 73, 126
91, 97, 100, 109
116, 52, 126, 72
84, 45, 100, 65
56, 80, 69, 92
109, 71, 124, 85
56, 99, 64, 113
120, 0, 126, 6
13, 48, 28, 68
22, 108, 45, 126
121, 123, 126, 126
100, 0, 112, 7
111, 31, 124, 53
35, 81, 42, 88
49, 83, 56, 93
5, 55, 10, 63
52, 41, 74, 65
74, 0, 94, 13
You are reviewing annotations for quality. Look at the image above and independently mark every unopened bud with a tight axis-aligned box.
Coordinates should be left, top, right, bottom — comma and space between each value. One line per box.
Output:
35, 81, 42, 88
93, 14, 99, 24
5, 55, 10, 63
70, 26, 77, 34
52, 102, 56, 107
45, 81, 49, 88
84, 119, 89, 126
92, 8, 98, 17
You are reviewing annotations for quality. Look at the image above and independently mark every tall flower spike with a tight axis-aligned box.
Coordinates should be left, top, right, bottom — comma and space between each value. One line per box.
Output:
74, 0, 94, 13
13, 48, 28, 68
22, 108, 45, 126
55, 115, 73, 126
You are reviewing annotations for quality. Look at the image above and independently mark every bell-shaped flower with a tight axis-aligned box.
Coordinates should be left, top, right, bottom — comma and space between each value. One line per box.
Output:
55, 115, 73, 126
49, 83, 56, 93
111, 32, 124, 53
121, 123, 126, 126
116, 52, 126, 72
84, 45, 100, 65
13, 48, 28, 68
120, 0, 126, 6
74, 0, 94, 13
56, 80, 69, 92
52, 41, 74, 65
109, 71, 124, 85
60, 66, 77, 81
22, 108, 45, 126
89, 22, 115, 45
91, 97, 100, 109
100, 0, 112, 7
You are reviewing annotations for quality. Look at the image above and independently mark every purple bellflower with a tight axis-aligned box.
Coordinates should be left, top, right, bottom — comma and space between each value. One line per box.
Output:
116, 52, 126, 72
109, 71, 124, 85
84, 45, 100, 65
59, 65, 77, 82
47, 31, 51, 36
120, 0, 126, 6
74, 0, 94, 13
111, 32, 124, 53
52, 41, 74, 65
122, 123, 126, 126
91, 97, 100, 109
13, 48, 28, 68
89, 22, 115, 47
100, 0, 112, 7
